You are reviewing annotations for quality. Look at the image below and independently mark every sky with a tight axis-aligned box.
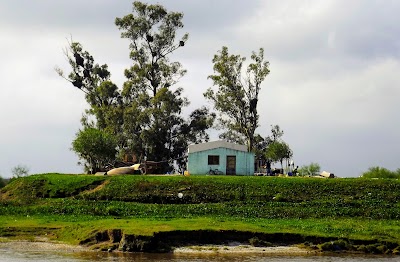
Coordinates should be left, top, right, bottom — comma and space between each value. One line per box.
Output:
1, 0, 399, 178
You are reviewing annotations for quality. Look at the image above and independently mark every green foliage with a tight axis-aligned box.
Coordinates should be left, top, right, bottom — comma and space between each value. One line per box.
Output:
0, 174, 106, 203
269, 124, 284, 142
11, 165, 30, 178
298, 162, 321, 177
0, 215, 399, 253
115, 1, 188, 97
265, 141, 292, 168
2, 174, 400, 221
72, 128, 117, 173
114, 1, 216, 170
2, 174, 400, 251
57, 1, 215, 172
361, 166, 400, 179
0, 176, 5, 188
255, 125, 292, 168
205, 46, 270, 151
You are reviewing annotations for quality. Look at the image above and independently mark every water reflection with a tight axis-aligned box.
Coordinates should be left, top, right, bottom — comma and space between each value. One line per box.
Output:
73, 251, 400, 262
1, 248, 400, 262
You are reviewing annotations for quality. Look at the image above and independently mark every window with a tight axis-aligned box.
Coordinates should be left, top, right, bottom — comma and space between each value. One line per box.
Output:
208, 155, 220, 165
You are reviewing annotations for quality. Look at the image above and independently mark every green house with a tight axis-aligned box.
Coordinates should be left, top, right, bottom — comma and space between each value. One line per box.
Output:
187, 140, 255, 175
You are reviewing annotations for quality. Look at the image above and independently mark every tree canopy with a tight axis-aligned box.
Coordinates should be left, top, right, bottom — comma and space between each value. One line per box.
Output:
72, 128, 118, 173
57, 1, 214, 173
204, 46, 270, 152
253, 125, 293, 171
57, 1, 294, 174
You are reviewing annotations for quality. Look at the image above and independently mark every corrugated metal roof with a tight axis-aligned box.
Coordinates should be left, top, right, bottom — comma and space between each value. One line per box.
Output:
188, 140, 247, 153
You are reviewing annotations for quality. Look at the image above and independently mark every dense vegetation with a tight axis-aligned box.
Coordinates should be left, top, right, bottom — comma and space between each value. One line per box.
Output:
0, 177, 5, 188
57, 1, 294, 174
361, 166, 400, 179
58, 2, 216, 173
1, 174, 400, 219
1, 174, 400, 253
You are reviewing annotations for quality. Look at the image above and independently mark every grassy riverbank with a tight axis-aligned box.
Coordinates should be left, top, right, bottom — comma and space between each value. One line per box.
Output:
1, 174, 400, 253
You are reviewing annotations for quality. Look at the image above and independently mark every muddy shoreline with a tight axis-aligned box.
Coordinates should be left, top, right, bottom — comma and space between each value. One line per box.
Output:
1, 228, 399, 255
0, 239, 315, 256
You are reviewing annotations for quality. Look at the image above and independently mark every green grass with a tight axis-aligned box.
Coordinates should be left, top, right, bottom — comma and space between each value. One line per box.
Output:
2, 174, 400, 219
0, 215, 400, 245
1, 174, 400, 247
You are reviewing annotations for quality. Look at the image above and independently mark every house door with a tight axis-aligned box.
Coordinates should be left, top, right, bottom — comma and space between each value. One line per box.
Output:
226, 156, 236, 175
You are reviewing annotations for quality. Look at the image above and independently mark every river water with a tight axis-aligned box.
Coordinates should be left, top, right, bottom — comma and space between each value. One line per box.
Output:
1, 248, 400, 262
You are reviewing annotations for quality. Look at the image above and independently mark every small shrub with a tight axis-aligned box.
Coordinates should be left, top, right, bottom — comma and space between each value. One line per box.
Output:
357, 245, 367, 252
318, 242, 334, 251
376, 244, 388, 254
318, 240, 349, 252
106, 206, 121, 216
392, 246, 400, 255
273, 193, 287, 202
366, 244, 380, 254
249, 237, 272, 247
333, 239, 350, 250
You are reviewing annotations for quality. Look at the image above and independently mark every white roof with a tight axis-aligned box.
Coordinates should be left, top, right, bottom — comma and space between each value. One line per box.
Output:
188, 140, 247, 154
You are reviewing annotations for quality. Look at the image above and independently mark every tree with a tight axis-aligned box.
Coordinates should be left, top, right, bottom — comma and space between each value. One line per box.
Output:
264, 125, 292, 170
11, 165, 30, 178
253, 125, 292, 172
253, 134, 268, 164
268, 125, 284, 144
56, 40, 125, 147
205, 46, 270, 151
298, 163, 321, 177
57, 1, 215, 172
265, 141, 292, 170
72, 128, 117, 174
115, 1, 214, 170
115, 1, 189, 98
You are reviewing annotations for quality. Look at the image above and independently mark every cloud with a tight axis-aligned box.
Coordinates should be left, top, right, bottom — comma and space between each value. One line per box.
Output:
229, 0, 400, 176
0, 0, 399, 178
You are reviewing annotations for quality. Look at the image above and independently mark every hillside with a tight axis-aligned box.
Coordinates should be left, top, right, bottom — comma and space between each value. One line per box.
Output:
1, 174, 400, 254
1, 174, 400, 219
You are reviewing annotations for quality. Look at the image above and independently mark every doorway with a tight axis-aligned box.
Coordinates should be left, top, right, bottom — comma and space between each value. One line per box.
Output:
226, 156, 236, 175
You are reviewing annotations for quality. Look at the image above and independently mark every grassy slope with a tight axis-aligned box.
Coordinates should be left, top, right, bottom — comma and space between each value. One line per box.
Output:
1, 174, 400, 246
1, 216, 399, 245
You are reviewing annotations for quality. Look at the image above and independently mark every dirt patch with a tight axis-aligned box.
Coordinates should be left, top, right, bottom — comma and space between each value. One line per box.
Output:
0, 238, 89, 252
173, 244, 314, 254
81, 180, 110, 195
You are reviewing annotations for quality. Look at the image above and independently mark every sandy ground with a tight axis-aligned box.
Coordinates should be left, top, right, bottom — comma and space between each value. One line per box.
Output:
0, 238, 315, 255
0, 238, 89, 253
173, 242, 316, 255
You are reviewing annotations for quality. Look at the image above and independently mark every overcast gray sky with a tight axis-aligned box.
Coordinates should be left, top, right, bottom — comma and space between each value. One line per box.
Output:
1, 0, 399, 178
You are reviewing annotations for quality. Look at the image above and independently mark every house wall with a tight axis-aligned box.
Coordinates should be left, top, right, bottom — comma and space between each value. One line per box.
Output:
188, 147, 254, 175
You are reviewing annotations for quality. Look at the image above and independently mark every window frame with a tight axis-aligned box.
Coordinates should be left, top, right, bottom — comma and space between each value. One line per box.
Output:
208, 155, 220, 165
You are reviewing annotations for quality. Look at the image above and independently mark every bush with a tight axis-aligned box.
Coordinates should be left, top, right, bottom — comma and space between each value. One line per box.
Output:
361, 167, 400, 179
0, 177, 5, 188
318, 242, 334, 251
272, 193, 287, 202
